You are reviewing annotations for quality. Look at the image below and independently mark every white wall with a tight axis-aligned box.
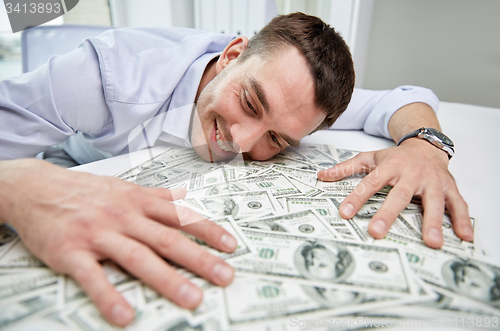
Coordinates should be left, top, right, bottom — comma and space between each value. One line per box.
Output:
363, 0, 500, 109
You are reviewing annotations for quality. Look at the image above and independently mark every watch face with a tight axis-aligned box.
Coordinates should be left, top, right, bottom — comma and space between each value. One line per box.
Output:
428, 128, 454, 147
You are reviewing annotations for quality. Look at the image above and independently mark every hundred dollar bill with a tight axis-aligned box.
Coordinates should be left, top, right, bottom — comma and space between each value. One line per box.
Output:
400, 239, 500, 309
255, 156, 318, 171
237, 210, 339, 239
0, 224, 18, 260
186, 173, 303, 199
287, 176, 325, 198
294, 143, 339, 161
316, 177, 363, 197
185, 190, 282, 220
0, 240, 45, 268
186, 166, 243, 190
337, 148, 361, 163
400, 211, 476, 245
297, 148, 338, 169
115, 147, 198, 179
123, 156, 221, 188
60, 261, 132, 309
230, 230, 416, 296
131, 297, 221, 331
286, 197, 358, 241
269, 165, 319, 186
373, 282, 500, 321
224, 275, 404, 326
0, 269, 58, 303
0, 287, 57, 329
182, 216, 252, 260
62, 281, 145, 331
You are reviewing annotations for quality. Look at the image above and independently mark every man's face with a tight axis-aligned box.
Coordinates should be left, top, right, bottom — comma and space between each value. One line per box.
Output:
191, 45, 325, 162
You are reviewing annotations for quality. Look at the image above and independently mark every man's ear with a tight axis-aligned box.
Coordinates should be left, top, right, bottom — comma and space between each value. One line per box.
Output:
215, 37, 249, 74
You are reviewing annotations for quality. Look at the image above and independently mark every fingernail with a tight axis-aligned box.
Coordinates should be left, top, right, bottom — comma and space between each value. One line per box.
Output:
111, 303, 135, 325
213, 263, 234, 284
170, 187, 187, 200
372, 220, 386, 236
178, 283, 202, 307
462, 226, 473, 239
340, 203, 354, 218
428, 228, 442, 244
221, 233, 237, 251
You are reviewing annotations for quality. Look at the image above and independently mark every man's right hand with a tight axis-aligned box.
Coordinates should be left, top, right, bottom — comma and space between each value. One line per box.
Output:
0, 159, 237, 327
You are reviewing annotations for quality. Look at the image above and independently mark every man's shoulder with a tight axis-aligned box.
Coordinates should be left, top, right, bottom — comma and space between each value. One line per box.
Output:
89, 27, 234, 52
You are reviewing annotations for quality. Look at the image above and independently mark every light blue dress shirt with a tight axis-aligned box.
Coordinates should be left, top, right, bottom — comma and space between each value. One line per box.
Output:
0, 27, 439, 164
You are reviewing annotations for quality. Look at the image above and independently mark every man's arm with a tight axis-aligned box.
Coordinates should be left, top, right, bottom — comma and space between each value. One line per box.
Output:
0, 159, 237, 326
318, 102, 472, 248
0, 41, 236, 326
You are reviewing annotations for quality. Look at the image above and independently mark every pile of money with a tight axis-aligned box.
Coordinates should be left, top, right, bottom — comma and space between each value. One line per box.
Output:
1, 143, 499, 330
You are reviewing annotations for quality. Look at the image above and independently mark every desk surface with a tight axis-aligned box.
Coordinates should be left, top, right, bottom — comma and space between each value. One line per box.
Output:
75, 101, 500, 265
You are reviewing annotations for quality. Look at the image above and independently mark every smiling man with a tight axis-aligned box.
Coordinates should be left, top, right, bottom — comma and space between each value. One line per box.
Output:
0, 13, 471, 327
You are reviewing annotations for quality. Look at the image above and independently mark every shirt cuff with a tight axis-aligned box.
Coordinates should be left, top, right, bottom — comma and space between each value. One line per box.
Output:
363, 85, 440, 139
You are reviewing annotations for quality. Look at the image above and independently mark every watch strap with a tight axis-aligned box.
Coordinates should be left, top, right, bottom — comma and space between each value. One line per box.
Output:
397, 127, 455, 159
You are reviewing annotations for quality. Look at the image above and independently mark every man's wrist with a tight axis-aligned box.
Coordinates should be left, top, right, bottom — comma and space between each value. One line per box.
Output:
398, 138, 450, 163
397, 127, 454, 160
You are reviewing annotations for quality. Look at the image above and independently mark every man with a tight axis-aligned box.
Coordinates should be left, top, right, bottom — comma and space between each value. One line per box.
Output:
0, 13, 471, 327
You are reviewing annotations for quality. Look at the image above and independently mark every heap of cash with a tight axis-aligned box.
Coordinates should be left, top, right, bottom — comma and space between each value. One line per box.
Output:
1, 143, 499, 330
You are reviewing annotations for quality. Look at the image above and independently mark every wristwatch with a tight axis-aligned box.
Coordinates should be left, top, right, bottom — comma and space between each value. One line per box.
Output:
397, 127, 455, 159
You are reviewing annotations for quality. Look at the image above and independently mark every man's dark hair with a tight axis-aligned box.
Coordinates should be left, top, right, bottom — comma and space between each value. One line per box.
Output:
239, 12, 355, 131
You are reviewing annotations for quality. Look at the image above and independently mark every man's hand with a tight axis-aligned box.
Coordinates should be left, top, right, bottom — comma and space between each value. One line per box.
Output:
0, 159, 237, 327
317, 138, 472, 248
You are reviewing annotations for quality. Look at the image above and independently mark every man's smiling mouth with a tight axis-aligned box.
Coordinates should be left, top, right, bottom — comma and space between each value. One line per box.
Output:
211, 120, 238, 156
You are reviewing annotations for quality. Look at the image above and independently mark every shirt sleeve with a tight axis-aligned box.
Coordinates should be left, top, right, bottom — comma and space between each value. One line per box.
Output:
0, 40, 110, 160
327, 86, 440, 139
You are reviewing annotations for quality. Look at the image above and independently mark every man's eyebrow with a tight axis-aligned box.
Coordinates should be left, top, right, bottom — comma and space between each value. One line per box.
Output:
280, 133, 300, 148
248, 77, 300, 147
249, 77, 270, 113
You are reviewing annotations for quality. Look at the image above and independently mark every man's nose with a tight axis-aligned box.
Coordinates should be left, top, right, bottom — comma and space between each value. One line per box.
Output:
230, 123, 266, 153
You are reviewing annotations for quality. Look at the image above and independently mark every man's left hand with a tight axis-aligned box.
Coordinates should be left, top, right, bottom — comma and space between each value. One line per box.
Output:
317, 138, 472, 248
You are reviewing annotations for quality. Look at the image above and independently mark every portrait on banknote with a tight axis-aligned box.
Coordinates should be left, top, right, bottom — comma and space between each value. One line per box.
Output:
301, 285, 365, 308
442, 259, 500, 307
294, 240, 354, 282
205, 182, 248, 196
200, 197, 239, 218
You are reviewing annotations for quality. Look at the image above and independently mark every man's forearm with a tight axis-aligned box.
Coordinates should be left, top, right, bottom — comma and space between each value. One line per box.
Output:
387, 102, 441, 143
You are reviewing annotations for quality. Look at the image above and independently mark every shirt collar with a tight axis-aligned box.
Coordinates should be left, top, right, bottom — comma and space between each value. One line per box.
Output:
162, 52, 221, 148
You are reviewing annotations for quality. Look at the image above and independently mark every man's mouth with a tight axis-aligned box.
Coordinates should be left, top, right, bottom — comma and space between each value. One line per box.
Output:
210, 120, 237, 156
216, 126, 231, 152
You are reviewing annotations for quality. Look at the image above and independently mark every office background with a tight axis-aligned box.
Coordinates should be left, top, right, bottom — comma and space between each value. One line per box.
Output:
1, 0, 499, 109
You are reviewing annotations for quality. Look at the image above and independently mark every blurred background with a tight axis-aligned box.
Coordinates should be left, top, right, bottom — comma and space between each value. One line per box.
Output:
1, 0, 499, 109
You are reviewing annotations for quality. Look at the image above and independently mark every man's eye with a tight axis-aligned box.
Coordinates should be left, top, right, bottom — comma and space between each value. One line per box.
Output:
270, 132, 281, 147
247, 100, 255, 111
244, 90, 257, 114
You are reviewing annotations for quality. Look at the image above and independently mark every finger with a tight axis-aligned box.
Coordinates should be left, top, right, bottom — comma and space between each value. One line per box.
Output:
338, 167, 393, 219
93, 231, 203, 310
317, 152, 376, 181
62, 251, 135, 327
141, 186, 187, 201
367, 179, 418, 239
137, 194, 238, 252
420, 183, 446, 248
180, 219, 237, 253
445, 188, 473, 241
130, 218, 234, 286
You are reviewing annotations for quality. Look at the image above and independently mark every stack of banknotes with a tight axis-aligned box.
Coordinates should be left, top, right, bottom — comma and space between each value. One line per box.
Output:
1, 143, 499, 330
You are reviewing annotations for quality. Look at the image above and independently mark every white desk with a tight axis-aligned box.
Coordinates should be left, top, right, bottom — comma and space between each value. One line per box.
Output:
75, 101, 500, 265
